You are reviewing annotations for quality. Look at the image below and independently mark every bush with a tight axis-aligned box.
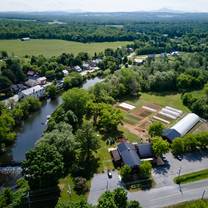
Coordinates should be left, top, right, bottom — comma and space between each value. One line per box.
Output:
120, 165, 132, 182
139, 161, 152, 179
74, 177, 88, 194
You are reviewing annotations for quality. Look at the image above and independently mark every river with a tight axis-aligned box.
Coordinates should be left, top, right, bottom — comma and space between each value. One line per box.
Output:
0, 77, 103, 165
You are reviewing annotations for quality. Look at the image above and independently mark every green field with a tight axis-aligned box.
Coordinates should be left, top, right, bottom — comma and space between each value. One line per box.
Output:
0, 39, 131, 57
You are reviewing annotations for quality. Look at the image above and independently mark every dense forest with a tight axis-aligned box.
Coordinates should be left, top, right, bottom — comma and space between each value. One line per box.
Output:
1, 16, 208, 43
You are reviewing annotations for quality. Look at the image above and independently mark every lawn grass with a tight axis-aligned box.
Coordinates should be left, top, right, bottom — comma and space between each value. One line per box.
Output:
165, 199, 208, 208
58, 175, 88, 205
174, 169, 208, 184
0, 39, 131, 57
127, 92, 190, 113
96, 139, 114, 172
119, 125, 141, 143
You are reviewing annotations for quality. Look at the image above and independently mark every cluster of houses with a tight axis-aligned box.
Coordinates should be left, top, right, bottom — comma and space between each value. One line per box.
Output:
5, 75, 51, 106
73, 58, 102, 73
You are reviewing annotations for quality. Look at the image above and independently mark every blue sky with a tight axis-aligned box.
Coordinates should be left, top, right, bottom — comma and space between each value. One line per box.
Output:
1, 0, 208, 12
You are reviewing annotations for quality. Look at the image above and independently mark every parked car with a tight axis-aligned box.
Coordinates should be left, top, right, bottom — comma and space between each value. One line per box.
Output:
107, 170, 112, 178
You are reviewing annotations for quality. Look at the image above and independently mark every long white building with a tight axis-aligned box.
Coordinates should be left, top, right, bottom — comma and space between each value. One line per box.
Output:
163, 113, 200, 142
19, 85, 45, 99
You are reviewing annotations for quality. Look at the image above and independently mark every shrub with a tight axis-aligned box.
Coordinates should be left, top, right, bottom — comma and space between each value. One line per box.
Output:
74, 177, 88, 194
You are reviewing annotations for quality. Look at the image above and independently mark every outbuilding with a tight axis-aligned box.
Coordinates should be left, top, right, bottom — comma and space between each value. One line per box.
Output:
163, 113, 200, 142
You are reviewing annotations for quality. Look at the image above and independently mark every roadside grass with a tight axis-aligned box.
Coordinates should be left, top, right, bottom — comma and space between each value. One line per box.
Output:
165, 199, 208, 208
58, 175, 89, 205
0, 39, 131, 57
96, 139, 114, 172
174, 169, 208, 184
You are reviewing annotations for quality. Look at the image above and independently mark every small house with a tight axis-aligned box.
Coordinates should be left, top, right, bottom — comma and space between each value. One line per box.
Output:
19, 85, 45, 99
25, 79, 38, 87
21, 37, 30, 41
37, 77, 47, 85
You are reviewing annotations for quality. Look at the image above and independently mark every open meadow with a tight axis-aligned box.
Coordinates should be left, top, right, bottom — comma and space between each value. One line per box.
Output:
0, 39, 131, 57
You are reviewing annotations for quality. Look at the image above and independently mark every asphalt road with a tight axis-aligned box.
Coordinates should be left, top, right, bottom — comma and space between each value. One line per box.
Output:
128, 179, 208, 208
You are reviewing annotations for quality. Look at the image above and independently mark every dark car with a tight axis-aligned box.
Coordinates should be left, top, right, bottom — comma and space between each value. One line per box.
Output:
107, 170, 112, 178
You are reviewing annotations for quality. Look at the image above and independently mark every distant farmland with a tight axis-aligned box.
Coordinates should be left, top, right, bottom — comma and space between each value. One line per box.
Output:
0, 39, 131, 57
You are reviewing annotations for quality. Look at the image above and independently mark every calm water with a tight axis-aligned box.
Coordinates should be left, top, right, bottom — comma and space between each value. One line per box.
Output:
0, 77, 103, 164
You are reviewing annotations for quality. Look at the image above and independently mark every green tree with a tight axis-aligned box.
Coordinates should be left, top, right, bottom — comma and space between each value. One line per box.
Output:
0, 111, 16, 144
97, 191, 117, 208
139, 161, 152, 179
114, 188, 128, 208
148, 122, 164, 137
127, 201, 142, 208
63, 72, 83, 90
46, 83, 57, 99
98, 104, 123, 132
76, 121, 100, 161
22, 143, 64, 190
120, 165, 132, 182
171, 138, 185, 155
38, 122, 77, 167
152, 137, 169, 157
62, 88, 92, 123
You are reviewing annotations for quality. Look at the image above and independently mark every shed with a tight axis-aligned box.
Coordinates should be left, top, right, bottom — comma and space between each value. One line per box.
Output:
118, 142, 140, 168
111, 150, 121, 166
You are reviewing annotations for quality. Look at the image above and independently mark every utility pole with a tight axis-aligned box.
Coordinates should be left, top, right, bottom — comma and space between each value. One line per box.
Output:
178, 166, 182, 177
106, 180, 109, 191
202, 190, 206, 199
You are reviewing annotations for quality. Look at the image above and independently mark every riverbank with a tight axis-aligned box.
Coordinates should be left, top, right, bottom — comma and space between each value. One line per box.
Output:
0, 77, 103, 165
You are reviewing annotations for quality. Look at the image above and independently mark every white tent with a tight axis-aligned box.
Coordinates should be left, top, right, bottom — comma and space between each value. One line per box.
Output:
171, 113, 200, 136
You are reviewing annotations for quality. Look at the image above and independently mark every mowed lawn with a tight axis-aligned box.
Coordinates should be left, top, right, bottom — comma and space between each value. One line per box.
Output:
0, 39, 131, 57
126, 92, 190, 112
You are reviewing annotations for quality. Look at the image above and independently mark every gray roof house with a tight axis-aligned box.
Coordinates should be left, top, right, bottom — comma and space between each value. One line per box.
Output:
117, 142, 140, 168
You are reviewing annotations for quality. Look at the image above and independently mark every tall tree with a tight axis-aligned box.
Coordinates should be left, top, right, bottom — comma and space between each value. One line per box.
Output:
152, 137, 170, 157
22, 143, 64, 190
62, 88, 92, 123
76, 121, 100, 161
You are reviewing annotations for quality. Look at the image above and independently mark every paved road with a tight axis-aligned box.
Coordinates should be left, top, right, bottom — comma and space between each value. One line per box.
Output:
128, 179, 208, 208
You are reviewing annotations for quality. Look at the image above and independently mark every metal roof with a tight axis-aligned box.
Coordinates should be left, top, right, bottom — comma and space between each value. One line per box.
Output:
118, 142, 140, 168
136, 143, 154, 159
171, 113, 200, 137
21, 85, 43, 96
162, 128, 181, 142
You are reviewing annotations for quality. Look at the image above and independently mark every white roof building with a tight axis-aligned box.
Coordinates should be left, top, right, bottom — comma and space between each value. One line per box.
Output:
171, 113, 200, 137
19, 85, 45, 99
62, 70, 69, 77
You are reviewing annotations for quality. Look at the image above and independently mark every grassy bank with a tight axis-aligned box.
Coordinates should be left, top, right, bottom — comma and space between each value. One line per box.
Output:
0, 39, 131, 57
174, 169, 208, 184
166, 199, 208, 208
